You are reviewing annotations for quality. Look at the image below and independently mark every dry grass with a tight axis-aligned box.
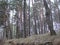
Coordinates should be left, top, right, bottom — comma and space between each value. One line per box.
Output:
4, 32, 60, 45
53, 38, 60, 45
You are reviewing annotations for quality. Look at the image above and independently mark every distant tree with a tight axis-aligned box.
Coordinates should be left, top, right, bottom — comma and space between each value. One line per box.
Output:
33, 6, 38, 35
0, 1, 7, 26
14, 0, 23, 38
0, 1, 8, 39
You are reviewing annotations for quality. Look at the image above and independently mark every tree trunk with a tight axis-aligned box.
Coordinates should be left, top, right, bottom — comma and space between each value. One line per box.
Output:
23, 0, 27, 38
43, 0, 56, 35
16, 7, 20, 38
28, 0, 30, 36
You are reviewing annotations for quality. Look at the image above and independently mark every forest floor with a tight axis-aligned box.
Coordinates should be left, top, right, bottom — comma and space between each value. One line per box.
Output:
4, 31, 60, 45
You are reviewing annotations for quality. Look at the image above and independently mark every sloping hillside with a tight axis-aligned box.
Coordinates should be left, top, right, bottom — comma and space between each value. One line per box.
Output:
4, 32, 60, 45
